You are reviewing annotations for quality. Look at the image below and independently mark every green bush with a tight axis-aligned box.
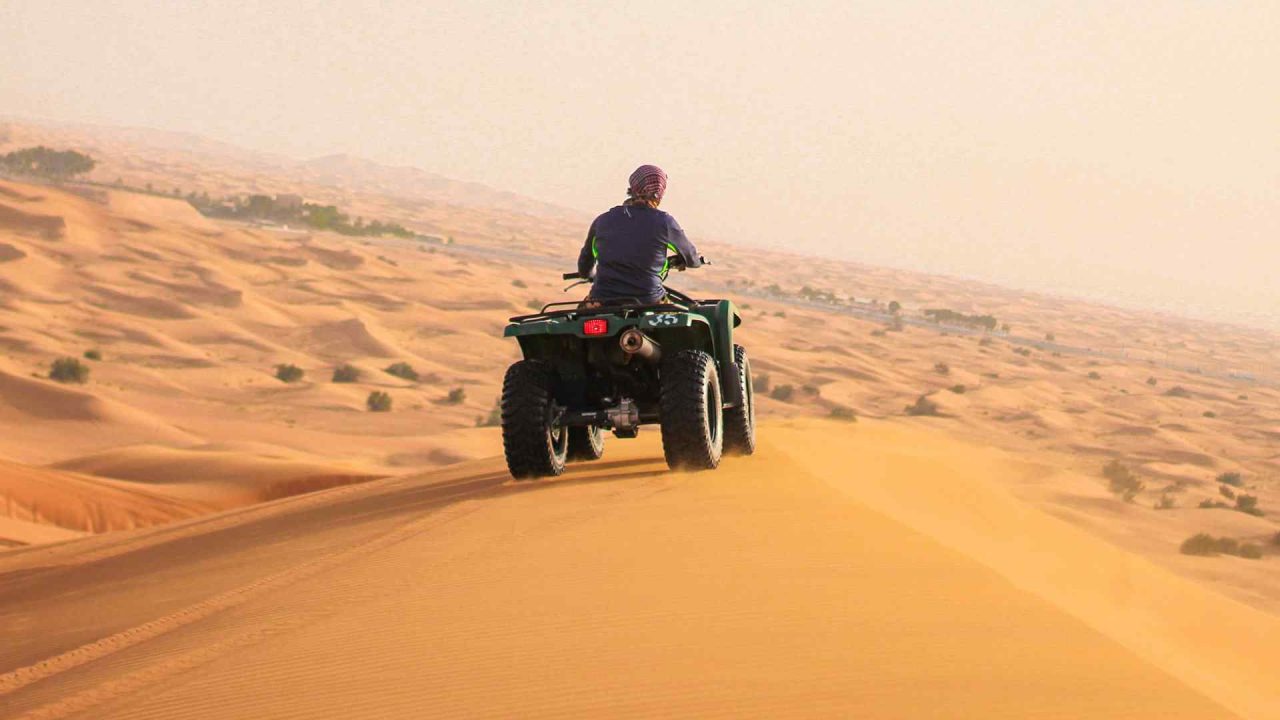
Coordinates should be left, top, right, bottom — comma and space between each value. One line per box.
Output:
1180, 533, 1262, 559
511, 278, 527, 288
49, 357, 90, 384
332, 364, 361, 383
949, 384, 967, 394
1235, 494, 1263, 516
83, 349, 102, 361
275, 364, 304, 383
384, 362, 419, 381
770, 384, 795, 402
754, 373, 771, 394
476, 400, 502, 427
829, 405, 857, 422
1102, 460, 1143, 502
1202, 411, 1217, 418
367, 390, 392, 412
905, 394, 939, 417
445, 387, 466, 404
1216, 472, 1243, 487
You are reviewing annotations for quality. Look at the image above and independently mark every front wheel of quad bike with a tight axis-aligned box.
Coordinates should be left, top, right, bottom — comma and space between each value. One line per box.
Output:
567, 425, 605, 462
501, 360, 568, 479
659, 349, 724, 471
723, 344, 756, 455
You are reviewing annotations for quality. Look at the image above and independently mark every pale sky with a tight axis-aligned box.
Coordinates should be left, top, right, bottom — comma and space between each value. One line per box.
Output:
3, 1, 1277, 328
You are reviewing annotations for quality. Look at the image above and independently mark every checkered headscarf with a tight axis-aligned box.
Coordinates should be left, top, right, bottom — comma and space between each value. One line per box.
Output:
627, 165, 668, 203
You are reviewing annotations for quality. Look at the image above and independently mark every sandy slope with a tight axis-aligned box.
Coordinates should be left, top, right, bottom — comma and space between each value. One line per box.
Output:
2, 420, 1274, 719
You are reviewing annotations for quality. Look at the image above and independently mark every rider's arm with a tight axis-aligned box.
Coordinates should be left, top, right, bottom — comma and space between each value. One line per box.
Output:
577, 218, 599, 278
667, 217, 702, 269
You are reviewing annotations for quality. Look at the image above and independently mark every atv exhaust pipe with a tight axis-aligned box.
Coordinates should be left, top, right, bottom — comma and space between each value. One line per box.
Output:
619, 328, 661, 363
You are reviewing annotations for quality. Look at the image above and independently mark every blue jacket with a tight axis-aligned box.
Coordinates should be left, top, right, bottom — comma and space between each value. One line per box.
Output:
577, 204, 702, 303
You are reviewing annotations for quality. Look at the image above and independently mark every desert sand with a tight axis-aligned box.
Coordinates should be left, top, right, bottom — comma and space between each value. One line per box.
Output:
4, 425, 1277, 719
2, 122, 1279, 717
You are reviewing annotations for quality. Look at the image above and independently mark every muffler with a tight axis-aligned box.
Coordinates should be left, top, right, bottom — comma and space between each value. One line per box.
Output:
619, 328, 661, 363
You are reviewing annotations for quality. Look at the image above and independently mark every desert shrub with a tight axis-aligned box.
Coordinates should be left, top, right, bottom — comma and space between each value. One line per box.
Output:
445, 387, 466, 404
476, 400, 502, 427
1219, 485, 1236, 500
83, 349, 102, 361
801, 384, 821, 397
1235, 494, 1263, 516
1155, 494, 1176, 510
1180, 533, 1262, 559
905, 394, 939, 417
332, 364, 361, 383
1239, 544, 1264, 559
384, 362, 419, 381
1217, 472, 1243, 487
829, 405, 857, 422
49, 357, 90, 384
1198, 499, 1230, 509
1146, 376, 1158, 386
1164, 385, 1192, 398
1102, 460, 1143, 502
755, 373, 771, 394
870, 329, 887, 337
770, 384, 795, 402
1238, 394, 1249, 400
1273, 531, 1280, 547
1087, 371, 1102, 380
949, 384, 967, 394
275, 364, 304, 383
978, 336, 993, 347
511, 278, 527, 288
1181, 533, 1225, 556
526, 299, 543, 310
774, 311, 787, 318
1045, 332, 1055, 341
934, 362, 950, 375
1202, 411, 1217, 418
366, 391, 392, 412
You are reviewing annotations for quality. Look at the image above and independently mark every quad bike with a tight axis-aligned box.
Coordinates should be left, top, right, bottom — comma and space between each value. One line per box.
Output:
500, 256, 755, 478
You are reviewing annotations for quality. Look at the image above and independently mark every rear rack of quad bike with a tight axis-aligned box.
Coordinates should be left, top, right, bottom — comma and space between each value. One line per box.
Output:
507, 298, 691, 324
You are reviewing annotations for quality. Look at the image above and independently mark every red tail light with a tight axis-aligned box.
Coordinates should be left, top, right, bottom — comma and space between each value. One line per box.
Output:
582, 319, 609, 336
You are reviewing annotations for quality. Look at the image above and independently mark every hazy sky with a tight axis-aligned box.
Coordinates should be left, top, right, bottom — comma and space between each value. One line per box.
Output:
3, 1, 1277, 327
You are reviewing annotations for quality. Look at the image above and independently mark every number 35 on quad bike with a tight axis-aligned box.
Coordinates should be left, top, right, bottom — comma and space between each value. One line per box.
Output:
499, 257, 756, 478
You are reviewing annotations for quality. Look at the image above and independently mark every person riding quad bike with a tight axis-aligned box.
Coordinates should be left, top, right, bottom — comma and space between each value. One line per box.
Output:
577, 164, 703, 304
499, 164, 755, 478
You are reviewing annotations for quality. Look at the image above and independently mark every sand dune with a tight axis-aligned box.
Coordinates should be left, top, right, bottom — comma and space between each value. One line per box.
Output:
1, 420, 1273, 719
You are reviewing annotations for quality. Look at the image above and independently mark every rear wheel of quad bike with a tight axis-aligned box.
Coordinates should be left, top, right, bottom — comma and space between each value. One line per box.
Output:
567, 425, 605, 462
659, 349, 724, 471
501, 360, 568, 479
723, 344, 756, 455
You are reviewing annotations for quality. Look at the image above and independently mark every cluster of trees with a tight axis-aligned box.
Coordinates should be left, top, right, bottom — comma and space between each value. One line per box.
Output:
0, 146, 95, 180
922, 308, 999, 332
192, 193, 415, 239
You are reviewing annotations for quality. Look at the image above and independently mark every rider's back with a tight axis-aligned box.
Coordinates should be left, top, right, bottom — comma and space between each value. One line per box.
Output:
579, 204, 698, 303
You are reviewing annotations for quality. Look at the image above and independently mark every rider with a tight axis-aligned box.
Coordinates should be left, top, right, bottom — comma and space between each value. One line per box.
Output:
577, 164, 702, 304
